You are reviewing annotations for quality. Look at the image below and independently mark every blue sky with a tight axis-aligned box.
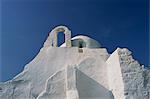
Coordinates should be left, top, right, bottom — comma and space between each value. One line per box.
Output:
0, 0, 149, 82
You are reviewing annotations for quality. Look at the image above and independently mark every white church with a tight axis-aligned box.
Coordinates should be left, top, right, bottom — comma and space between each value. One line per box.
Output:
0, 26, 149, 99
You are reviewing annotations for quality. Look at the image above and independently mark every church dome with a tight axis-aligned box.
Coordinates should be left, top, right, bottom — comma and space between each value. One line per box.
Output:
61, 35, 101, 48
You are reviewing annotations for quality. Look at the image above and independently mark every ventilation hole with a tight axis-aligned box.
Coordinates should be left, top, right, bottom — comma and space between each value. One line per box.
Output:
0, 87, 2, 92
124, 92, 128, 95
78, 48, 83, 53
79, 43, 83, 48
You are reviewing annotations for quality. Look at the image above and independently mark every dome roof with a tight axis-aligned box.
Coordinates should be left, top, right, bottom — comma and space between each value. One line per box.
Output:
60, 35, 101, 48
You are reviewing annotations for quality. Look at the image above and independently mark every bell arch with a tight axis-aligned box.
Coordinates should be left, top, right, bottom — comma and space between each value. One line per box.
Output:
49, 26, 72, 47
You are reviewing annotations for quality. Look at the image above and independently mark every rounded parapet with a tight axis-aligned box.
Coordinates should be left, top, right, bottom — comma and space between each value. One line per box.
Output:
61, 35, 101, 48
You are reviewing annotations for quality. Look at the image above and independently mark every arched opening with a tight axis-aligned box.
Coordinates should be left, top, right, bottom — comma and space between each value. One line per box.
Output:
57, 32, 65, 46
48, 26, 72, 47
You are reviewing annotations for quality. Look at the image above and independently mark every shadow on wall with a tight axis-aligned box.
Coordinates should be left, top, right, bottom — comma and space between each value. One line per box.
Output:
76, 69, 114, 99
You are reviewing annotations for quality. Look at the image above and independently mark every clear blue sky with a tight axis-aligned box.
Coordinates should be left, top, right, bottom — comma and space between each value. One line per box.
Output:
0, 0, 149, 82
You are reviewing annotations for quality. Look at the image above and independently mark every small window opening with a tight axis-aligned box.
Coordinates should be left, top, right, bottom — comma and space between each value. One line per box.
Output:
78, 41, 83, 53
78, 40, 86, 48
124, 92, 128, 95
0, 87, 2, 92
79, 43, 83, 48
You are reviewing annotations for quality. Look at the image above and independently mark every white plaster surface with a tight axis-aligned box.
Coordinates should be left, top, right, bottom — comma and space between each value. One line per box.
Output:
107, 48, 150, 99
60, 35, 101, 48
0, 26, 149, 99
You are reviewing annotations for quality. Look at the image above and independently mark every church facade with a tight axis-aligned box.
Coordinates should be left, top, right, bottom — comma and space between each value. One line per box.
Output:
0, 26, 149, 99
